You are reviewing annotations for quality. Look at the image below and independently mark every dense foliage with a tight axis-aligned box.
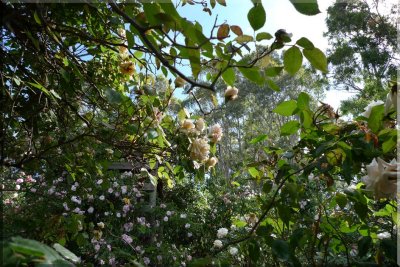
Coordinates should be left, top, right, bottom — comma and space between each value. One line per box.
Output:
1, 0, 397, 266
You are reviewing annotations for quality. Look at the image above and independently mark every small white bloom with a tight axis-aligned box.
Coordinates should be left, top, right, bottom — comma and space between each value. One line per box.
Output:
163, 216, 169, 222
143, 257, 150, 265
121, 185, 128, 194
224, 86, 239, 101
97, 222, 105, 229
217, 228, 228, 238
166, 211, 172, 216
180, 213, 187, 219
229, 247, 238, 256
213, 239, 223, 248
96, 179, 103, 185
87, 207, 94, 213
195, 118, 205, 132
377, 232, 391, 239
185, 223, 191, 229
187, 232, 193, 237
209, 124, 223, 143
99, 195, 105, 201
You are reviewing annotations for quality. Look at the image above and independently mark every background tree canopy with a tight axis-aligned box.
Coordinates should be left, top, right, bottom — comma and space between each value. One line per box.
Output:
1, 1, 398, 267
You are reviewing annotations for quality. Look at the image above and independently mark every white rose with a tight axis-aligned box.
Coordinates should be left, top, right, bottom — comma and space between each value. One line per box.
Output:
195, 118, 205, 132
362, 158, 398, 199
229, 247, 238, 256
209, 123, 223, 143
213, 239, 223, 248
377, 232, 391, 239
189, 138, 210, 162
224, 86, 239, 101
217, 227, 228, 238
181, 119, 196, 135
361, 100, 384, 118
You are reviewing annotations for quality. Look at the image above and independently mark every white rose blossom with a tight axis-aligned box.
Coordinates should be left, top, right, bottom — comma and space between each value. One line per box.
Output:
229, 247, 238, 256
195, 118, 205, 132
213, 239, 223, 248
362, 157, 398, 199
224, 86, 239, 101
217, 227, 228, 238
377, 232, 391, 239
180, 119, 197, 135
209, 124, 223, 143
361, 100, 384, 118
189, 138, 210, 162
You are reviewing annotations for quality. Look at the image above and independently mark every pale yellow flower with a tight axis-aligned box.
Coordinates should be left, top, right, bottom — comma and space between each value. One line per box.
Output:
189, 138, 210, 162
209, 123, 223, 143
207, 157, 218, 168
224, 86, 239, 101
195, 118, 205, 132
120, 61, 135, 76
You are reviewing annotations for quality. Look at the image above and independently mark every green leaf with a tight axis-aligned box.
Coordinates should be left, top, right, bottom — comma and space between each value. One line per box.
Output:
247, 4, 266, 31
367, 104, 384, 133
248, 167, 259, 178
238, 67, 264, 85
303, 48, 327, 73
297, 92, 310, 110
358, 236, 372, 257
249, 134, 268, 144
335, 193, 347, 209
278, 204, 291, 226
382, 137, 396, 154
248, 241, 261, 262
266, 79, 280, 92
289, 0, 321, 16
273, 100, 298, 116
235, 35, 253, 43
265, 66, 283, 77
105, 88, 123, 104
221, 67, 235, 86
271, 240, 290, 261
280, 121, 300, 136
354, 202, 368, 221
284, 46, 303, 75
216, 0, 226, 6
28, 81, 51, 97
126, 31, 135, 48
33, 11, 42, 25
52, 243, 80, 264
256, 32, 273, 41
296, 37, 314, 49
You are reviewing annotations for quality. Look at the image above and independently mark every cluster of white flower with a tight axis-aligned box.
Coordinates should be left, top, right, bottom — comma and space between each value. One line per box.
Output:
362, 157, 398, 199
180, 115, 222, 170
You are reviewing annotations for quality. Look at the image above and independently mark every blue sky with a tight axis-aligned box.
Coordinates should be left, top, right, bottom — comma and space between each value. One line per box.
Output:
173, 0, 360, 110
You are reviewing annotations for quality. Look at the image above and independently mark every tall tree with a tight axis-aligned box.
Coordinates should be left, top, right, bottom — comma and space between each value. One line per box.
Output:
324, 0, 398, 115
